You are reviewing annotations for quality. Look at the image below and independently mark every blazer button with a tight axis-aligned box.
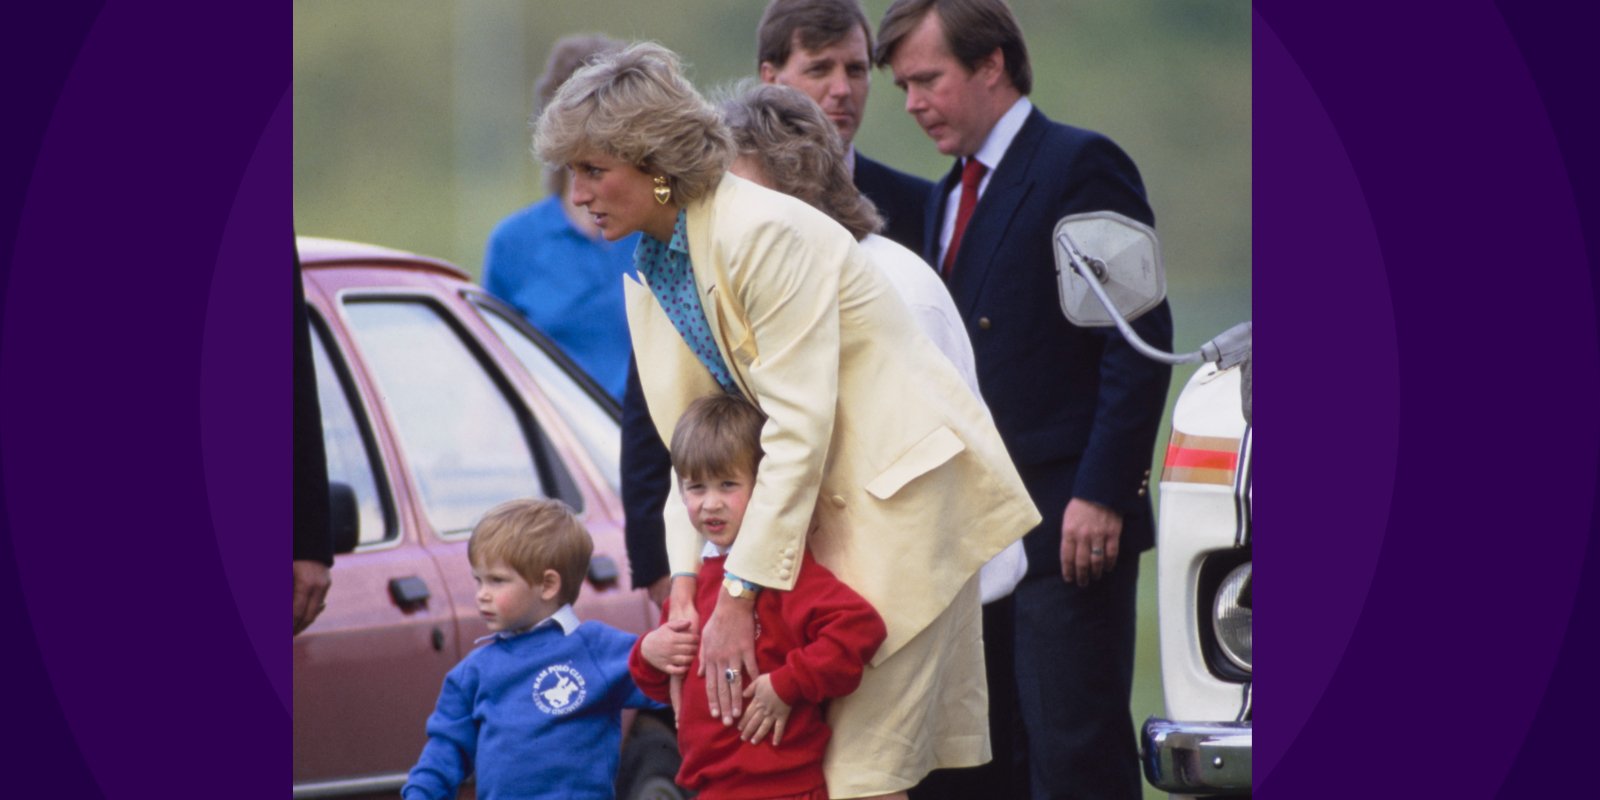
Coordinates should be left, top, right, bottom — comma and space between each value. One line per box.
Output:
831, 494, 846, 508
1137, 487, 1147, 497
978, 317, 992, 330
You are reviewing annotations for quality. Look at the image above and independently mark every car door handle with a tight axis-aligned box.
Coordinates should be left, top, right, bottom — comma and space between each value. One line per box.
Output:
389, 576, 431, 609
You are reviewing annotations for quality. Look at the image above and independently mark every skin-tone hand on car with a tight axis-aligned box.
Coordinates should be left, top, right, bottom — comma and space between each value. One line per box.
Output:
1060, 498, 1123, 586
293, 560, 332, 635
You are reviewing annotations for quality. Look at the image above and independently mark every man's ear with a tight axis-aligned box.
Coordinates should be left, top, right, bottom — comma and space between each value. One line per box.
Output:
759, 61, 780, 84
975, 46, 1006, 88
539, 569, 563, 602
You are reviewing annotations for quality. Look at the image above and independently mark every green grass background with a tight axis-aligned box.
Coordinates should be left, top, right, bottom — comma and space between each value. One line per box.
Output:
295, 3, 1250, 796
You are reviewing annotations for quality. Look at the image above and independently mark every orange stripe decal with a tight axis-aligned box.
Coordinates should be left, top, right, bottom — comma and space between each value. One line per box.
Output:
1162, 432, 1240, 486
1165, 444, 1239, 471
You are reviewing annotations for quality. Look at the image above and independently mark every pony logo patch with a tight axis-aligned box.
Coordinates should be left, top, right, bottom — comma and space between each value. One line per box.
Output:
531, 664, 588, 715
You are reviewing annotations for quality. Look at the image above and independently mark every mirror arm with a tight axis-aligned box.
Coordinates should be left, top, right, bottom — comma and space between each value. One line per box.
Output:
1058, 233, 1200, 366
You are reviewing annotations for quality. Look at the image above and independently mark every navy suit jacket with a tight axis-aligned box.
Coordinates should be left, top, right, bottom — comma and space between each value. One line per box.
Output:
854, 150, 932, 257
927, 108, 1172, 575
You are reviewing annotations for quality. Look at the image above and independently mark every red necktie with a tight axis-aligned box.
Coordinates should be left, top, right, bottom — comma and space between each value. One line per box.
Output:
942, 158, 988, 279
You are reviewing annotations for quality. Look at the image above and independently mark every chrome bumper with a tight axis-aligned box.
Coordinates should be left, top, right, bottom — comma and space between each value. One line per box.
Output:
1141, 718, 1252, 795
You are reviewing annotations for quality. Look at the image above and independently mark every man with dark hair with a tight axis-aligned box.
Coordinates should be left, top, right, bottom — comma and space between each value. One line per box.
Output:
757, 0, 932, 253
878, 1, 1174, 798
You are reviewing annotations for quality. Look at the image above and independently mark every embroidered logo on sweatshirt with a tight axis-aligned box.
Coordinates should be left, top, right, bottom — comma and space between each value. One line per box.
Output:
531, 663, 588, 715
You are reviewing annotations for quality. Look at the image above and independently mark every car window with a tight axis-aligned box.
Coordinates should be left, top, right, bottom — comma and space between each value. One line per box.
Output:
478, 303, 622, 496
343, 299, 577, 536
309, 317, 393, 545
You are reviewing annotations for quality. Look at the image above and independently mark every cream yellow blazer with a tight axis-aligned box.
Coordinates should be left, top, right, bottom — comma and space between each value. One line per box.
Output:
625, 174, 1040, 661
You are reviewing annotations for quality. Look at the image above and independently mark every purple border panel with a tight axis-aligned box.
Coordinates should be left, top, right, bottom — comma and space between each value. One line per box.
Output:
1257, 0, 1599, 796
0, 0, 288, 797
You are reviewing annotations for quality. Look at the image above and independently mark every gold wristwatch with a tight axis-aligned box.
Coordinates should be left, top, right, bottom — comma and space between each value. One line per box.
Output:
722, 575, 760, 600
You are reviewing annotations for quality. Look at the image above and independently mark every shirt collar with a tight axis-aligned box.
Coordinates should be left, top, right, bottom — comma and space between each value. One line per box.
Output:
633, 209, 691, 280
700, 540, 731, 559
970, 96, 1033, 173
475, 603, 580, 644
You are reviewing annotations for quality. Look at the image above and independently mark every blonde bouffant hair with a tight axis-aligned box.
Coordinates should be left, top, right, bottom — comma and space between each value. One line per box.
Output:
534, 42, 734, 206
468, 498, 592, 606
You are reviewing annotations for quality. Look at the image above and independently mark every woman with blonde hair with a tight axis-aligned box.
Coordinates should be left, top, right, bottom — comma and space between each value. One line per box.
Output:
536, 42, 1038, 799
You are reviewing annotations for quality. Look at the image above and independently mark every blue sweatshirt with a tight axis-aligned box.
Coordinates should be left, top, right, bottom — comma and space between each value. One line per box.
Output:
403, 612, 657, 800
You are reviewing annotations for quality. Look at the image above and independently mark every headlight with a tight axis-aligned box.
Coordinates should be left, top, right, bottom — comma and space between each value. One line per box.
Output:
1212, 562, 1252, 672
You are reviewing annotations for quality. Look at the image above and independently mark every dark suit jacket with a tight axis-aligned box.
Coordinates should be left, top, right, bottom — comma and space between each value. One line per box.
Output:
294, 251, 333, 566
622, 356, 673, 589
854, 150, 932, 257
927, 108, 1172, 576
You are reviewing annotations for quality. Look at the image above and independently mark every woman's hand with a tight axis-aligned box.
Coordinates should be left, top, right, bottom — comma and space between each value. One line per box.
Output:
640, 619, 698, 675
739, 674, 791, 746
699, 590, 759, 725
667, 574, 700, 631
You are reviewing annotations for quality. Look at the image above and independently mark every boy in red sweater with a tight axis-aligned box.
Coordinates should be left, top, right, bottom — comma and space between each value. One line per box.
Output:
631, 393, 886, 799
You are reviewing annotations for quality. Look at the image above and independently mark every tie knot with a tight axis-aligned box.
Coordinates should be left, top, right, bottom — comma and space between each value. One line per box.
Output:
961, 158, 987, 190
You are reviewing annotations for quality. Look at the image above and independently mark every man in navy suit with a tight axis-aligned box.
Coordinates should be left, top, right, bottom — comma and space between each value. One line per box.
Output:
622, 0, 940, 605
757, 0, 933, 253
879, 1, 1173, 797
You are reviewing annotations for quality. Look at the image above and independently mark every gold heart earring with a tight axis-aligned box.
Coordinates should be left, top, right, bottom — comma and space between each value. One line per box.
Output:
652, 176, 672, 205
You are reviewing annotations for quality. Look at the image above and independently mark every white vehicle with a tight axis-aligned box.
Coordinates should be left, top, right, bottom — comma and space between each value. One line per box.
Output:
1055, 215, 1253, 797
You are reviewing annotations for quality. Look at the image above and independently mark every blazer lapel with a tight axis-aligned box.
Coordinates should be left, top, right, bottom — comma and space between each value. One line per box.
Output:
947, 109, 1047, 316
685, 181, 758, 401
624, 273, 719, 441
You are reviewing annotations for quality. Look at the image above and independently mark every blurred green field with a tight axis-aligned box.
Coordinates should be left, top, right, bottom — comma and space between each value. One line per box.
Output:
295, 3, 1249, 797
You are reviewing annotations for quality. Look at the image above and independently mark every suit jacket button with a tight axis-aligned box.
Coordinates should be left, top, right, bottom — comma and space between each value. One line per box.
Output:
978, 317, 992, 330
1137, 488, 1147, 497
831, 494, 846, 508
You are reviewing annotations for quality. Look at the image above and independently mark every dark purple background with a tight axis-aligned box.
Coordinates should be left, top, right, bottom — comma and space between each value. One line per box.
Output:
0, 1, 1594, 796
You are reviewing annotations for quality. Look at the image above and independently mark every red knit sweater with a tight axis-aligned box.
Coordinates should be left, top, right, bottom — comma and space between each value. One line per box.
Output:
629, 552, 886, 799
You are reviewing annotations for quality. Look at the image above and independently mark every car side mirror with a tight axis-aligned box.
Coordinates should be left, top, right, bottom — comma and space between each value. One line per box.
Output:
329, 481, 359, 554
1053, 210, 1167, 328
1054, 210, 1252, 370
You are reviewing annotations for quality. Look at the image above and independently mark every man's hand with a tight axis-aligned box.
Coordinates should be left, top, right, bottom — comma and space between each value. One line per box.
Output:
641, 619, 699, 675
1060, 498, 1122, 586
293, 560, 332, 635
699, 588, 759, 726
739, 674, 791, 746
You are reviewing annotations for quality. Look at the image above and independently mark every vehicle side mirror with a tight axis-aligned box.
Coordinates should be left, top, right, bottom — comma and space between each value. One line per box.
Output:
1053, 210, 1166, 328
1054, 210, 1252, 370
329, 481, 359, 554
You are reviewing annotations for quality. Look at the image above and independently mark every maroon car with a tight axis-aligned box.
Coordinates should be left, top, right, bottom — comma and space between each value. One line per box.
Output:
293, 237, 682, 799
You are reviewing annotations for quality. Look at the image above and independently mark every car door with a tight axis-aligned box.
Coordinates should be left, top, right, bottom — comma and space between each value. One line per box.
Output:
293, 294, 461, 792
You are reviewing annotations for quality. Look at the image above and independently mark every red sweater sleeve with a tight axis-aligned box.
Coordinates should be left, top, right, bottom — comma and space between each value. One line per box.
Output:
627, 600, 673, 705
766, 564, 887, 707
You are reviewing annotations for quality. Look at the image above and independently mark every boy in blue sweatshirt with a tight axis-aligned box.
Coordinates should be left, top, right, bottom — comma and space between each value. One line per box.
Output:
403, 498, 658, 800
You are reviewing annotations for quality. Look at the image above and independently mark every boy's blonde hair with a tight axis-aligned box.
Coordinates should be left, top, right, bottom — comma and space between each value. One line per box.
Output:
468, 499, 592, 606
670, 393, 767, 482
